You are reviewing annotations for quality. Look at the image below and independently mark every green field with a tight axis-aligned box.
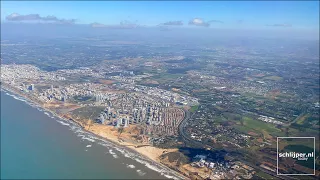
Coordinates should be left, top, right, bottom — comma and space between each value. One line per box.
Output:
70, 106, 105, 120
234, 117, 283, 136
150, 73, 184, 83
281, 138, 318, 152
213, 116, 227, 124
190, 105, 199, 113
296, 114, 309, 125
285, 144, 314, 153
263, 76, 283, 81
69, 95, 95, 104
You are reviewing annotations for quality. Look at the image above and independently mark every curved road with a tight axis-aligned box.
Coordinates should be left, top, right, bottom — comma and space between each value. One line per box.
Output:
178, 109, 208, 148
178, 108, 295, 180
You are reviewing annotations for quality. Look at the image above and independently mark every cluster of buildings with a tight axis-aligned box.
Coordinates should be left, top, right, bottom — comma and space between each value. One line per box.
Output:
56, 67, 105, 79
96, 103, 185, 136
35, 83, 97, 104
96, 107, 131, 128
187, 69, 286, 97
117, 84, 199, 106
191, 155, 227, 169
188, 122, 251, 149
1, 64, 65, 84
258, 115, 284, 125
96, 105, 164, 126
190, 155, 255, 179
1, 64, 196, 139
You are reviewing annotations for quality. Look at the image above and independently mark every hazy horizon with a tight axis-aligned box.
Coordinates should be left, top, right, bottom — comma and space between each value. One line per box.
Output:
1, 1, 319, 41
1, 22, 319, 42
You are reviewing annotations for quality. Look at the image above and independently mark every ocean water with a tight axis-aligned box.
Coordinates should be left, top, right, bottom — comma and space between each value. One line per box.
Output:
0, 90, 180, 179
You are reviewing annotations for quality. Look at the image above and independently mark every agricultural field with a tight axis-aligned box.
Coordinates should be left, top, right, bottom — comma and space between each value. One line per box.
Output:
234, 117, 284, 137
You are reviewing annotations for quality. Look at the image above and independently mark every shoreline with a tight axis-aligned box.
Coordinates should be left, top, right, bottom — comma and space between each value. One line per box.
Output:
0, 85, 188, 180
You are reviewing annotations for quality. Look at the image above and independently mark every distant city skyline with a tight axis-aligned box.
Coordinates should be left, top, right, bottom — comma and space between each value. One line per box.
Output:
1, 1, 319, 30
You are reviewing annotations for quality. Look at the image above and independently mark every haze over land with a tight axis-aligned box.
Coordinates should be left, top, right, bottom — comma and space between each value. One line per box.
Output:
1, 22, 319, 40
1, 1, 319, 179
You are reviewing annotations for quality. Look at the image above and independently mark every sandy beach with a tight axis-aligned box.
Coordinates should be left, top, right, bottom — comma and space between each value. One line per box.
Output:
82, 123, 178, 163
1, 84, 188, 179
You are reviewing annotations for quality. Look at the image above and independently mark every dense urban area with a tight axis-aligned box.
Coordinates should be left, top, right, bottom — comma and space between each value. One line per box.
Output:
1, 26, 319, 179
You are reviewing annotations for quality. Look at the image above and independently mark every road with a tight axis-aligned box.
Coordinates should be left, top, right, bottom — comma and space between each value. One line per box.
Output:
178, 109, 206, 148
178, 108, 297, 180
288, 113, 305, 126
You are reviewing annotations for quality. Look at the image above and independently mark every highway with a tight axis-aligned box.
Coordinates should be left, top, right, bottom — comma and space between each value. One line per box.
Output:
178, 108, 296, 180
178, 109, 206, 148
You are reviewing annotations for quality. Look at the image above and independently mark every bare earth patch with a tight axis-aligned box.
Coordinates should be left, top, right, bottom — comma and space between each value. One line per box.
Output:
99, 79, 115, 85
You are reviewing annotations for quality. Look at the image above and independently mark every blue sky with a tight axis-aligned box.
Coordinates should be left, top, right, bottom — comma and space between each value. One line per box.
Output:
1, 1, 319, 30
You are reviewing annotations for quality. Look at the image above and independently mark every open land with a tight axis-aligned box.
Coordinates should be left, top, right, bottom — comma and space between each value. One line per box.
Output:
1, 33, 319, 179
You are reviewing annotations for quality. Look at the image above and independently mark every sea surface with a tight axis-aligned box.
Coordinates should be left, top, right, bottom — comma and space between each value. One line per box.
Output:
1, 90, 180, 179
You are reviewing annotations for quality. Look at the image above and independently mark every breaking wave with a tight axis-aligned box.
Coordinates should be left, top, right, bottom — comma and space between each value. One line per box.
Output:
57, 121, 70, 126
127, 164, 135, 169
109, 149, 116, 155
137, 170, 146, 176
2, 90, 183, 180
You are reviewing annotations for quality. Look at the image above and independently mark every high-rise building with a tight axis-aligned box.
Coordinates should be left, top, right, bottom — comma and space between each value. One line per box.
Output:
99, 114, 105, 124
116, 118, 122, 128
29, 84, 34, 91
96, 94, 101, 102
124, 118, 128, 127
